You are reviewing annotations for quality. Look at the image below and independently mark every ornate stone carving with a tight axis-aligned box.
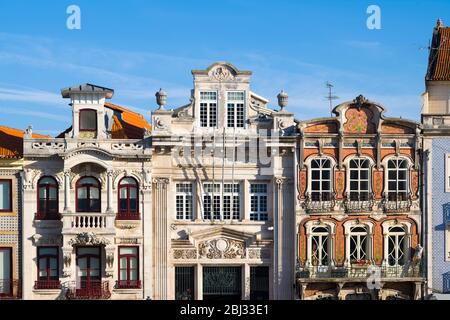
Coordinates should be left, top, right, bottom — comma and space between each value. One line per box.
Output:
211, 66, 233, 81
198, 238, 246, 259
153, 177, 169, 189
68, 232, 111, 246
111, 143, 143, 151
248, 248, 271, 259
77, 142, 99, 148
299, 170, 307, 199
352, 94, 368, 108
335, 171, 345, 200
173, 249, 197, 260
32, 142, 65, 150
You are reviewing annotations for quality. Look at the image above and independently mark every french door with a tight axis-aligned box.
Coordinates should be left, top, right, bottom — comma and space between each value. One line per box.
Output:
76, 247, 101, 292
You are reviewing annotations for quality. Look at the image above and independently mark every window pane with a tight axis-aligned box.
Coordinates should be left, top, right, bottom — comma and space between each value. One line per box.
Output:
90, 187, 99, 199
322, 170, 330, 180
360, 170, 368, 180
120, 247, 137, 255
311, 170, 320, 180
120, 257, 127, 268
119, 187, 128, 199
0, 181, 11, 211
78, 187, 87, 199
80, 110, 97, 130
129, 187, 137, 199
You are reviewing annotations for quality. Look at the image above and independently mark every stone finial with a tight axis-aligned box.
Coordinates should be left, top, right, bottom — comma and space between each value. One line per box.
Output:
437, 18, 444, 28
155, 88, 167, 110
277, 90, 288, 111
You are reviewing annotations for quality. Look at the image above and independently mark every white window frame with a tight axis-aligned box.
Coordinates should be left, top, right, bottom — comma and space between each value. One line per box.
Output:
386, 226, 407, 266
202, 183, 241, 221
226, 91, 246, 128
344, 221, 374, 265
308, 157, 334, 201
305, 221, 336, 267
199, 91, 218, 128
381, 221, 412, 265
250, 183, 268, 221
347, 157, 372, 200
385, 157, 410, 200
349, 226, 369, 262
310, 226, 330, 267
176, 183, 193, 220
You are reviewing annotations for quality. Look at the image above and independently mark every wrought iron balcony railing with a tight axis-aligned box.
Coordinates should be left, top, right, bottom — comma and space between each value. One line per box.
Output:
115, 280, 142, 289
304, 192, 336, 213
296, 263, 423, 280
65, 280, 111, 300
343, 192, 374, 213
382, 193, 413, 213
34, 280, 62, 290
0, 279, 21, 299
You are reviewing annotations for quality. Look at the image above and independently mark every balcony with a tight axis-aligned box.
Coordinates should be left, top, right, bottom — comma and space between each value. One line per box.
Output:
382, 194, 412, 214
296, 263, 423, 280
34, 280, 62, 290
115, 280, 142, 289
0, 279, 21, 299
343, 192, 374, 213
304, 193, 335, 214
65, 280, 111, 300
62, 212, 115, 233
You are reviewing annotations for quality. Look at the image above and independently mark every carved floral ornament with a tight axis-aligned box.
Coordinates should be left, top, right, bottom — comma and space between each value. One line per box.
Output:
198, 238, 246, 259
210, 66, 234, 81
68, 232, 111, 246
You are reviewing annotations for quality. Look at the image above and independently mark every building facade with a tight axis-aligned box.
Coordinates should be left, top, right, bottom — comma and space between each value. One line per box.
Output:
422, 19, 450, 299
150, 62, 297, 300
22, 85, 152, 300
296, 96, 425, 300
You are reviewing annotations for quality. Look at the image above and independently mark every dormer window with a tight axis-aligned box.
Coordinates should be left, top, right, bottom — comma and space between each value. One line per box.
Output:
227, 91, 245, 128
199, 91, 217, 128
79, 109, 97, 135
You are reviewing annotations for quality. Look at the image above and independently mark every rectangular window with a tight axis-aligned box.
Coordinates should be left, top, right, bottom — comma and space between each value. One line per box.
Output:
203, 183, 240, 220
176, 183, 193, 220
175, 266, 195, 300
250, 184, 268, 221
0, 180, 12, 212
79, 109, 97, 131
349, 159, 371, 201
227, 91, 245, 128
200, 91, 217, 128
118, 247, 140, 289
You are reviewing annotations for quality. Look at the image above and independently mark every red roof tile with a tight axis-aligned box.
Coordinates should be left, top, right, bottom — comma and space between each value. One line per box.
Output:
427, 21, 450, 81
0, 126, 48, 159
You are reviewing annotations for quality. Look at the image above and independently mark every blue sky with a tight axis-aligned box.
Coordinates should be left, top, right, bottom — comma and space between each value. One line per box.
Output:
0, 0, 448, 136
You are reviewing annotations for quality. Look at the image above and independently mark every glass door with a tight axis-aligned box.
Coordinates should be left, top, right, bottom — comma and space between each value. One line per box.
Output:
76, 247, 101, 296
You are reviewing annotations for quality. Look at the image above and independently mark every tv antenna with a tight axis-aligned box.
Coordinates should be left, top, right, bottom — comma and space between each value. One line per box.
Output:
325, 81, 339, 116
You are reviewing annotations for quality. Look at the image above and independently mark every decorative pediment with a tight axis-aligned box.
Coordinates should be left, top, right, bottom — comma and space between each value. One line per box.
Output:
68, 232, 110, 246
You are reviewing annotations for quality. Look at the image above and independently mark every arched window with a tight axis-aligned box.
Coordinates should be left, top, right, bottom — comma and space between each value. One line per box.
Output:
79, 109, 97, 132
310, 158, 332, 201
118, 177, 139, 219
387, 226, 406, 266
387, 159, 409, 201
349, 226, 369, 263
37, 177, 59, 220
310, 226, 330, 266
76, 177, 101, 212
349, 158, 371, 201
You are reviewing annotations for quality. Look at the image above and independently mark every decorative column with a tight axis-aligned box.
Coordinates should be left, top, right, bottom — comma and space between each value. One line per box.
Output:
64, 169, 71, 212
105, 246, 115, 277
273, 177, 285, 300
195, 264, 203, 300
153, 177, 169, 300
243, 264, 251, 300
62, 247, 73, 278
106, 169, 113, 213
